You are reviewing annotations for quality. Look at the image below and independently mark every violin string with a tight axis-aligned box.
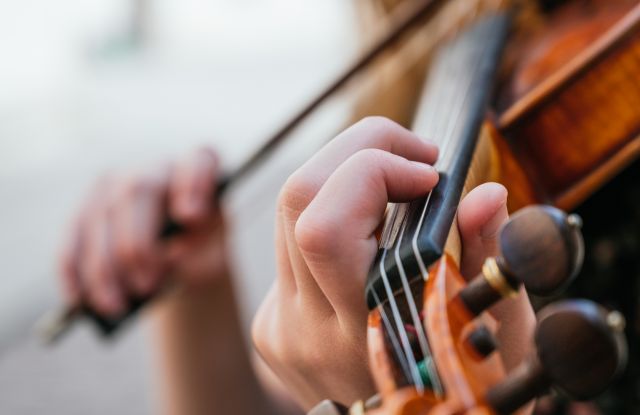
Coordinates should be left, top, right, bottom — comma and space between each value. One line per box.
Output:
375, 0, 482, 260
411, 16, 494, 264
438, 39, 485, 170
393, 216, 444, 396
411, 42, 459, 276
372, 290, 413, 382
413, 8, 490, 252
433, 25, 481, 170
379, 249, 425, 390
406, 30, 490, 393
371, 3, 501, 393
379, 11, 493, 392
393, 39, 473, 393
372, 43, 466, 393
383, 31, 477, 394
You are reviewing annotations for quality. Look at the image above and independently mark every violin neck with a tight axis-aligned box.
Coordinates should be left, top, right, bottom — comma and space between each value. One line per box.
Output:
366, 10, 512, 308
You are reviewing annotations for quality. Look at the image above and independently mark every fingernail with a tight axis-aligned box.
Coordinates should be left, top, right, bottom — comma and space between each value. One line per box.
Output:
430, 145, 439, 160
412, 161, 438, 174
420, 135, 435, 144
422, 136, 438, 147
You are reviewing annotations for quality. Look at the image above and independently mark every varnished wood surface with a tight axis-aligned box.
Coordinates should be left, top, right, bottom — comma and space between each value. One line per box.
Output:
423, 255, 504, 414
498, 2, 640, 208
364, 255, 505, 415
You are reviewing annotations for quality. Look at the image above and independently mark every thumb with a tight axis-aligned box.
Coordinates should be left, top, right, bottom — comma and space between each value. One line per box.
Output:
457, 182, 509, 279
458, 182, 535, 372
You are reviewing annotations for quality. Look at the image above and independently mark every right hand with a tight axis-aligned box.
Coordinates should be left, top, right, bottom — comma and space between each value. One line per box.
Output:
59, 147, 228, 317
252, 117, 441, 408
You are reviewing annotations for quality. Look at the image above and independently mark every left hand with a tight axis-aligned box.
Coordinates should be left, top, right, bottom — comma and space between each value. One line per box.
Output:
251, 117, 535, 410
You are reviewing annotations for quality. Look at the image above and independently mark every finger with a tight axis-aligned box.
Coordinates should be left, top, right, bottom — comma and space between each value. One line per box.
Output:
295, 149, 439, 324
163, 215, 227, 284
277, 117, 438, 295
457, 182, 535, 371
457, 182, 509, 278
81, 208, 126, 317
169, 147, 219, 224
276, 204, 331, 311
281, 117, 438, 214
113, 171, 169, 295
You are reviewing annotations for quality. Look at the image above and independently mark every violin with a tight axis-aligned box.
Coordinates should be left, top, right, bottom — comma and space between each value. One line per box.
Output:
307, 0, 638, 413
39, 0, 638, 412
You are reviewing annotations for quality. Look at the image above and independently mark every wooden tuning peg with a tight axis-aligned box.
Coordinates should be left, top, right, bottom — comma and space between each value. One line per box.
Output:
498, 205, 583, 296
485, 300, 627, 414
459, 205, 584, 316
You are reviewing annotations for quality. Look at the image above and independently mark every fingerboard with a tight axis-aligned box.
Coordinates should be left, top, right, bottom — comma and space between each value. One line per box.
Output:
366, 12, 511, 308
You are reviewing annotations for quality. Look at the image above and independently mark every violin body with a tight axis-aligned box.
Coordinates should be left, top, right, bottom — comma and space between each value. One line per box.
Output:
495, 0, 640, 210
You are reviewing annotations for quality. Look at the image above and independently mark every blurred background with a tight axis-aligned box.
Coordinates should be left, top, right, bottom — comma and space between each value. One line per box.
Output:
2, 1, 640, 414
0, 0, 361, 413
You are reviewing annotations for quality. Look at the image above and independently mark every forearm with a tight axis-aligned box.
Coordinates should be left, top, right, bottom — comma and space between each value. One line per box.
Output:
151, 272, 273, 415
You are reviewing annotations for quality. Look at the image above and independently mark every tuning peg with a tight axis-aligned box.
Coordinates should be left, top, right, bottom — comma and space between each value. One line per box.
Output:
485, 300, 627, 414
459, 205, 584, 316
534, 300, 627, 398
499, 205, 583, 296
466, 325, 497, 359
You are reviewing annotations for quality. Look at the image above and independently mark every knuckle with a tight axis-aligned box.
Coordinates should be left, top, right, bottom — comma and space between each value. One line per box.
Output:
278, 173, 315, 217
118, 239, 148, 266
82, 269, 112, 309
356, 116, 402, 140
294, 210, 335, 259
349, 148, 388, 167
358, 115, 394, 130
87, 291, 112, 315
